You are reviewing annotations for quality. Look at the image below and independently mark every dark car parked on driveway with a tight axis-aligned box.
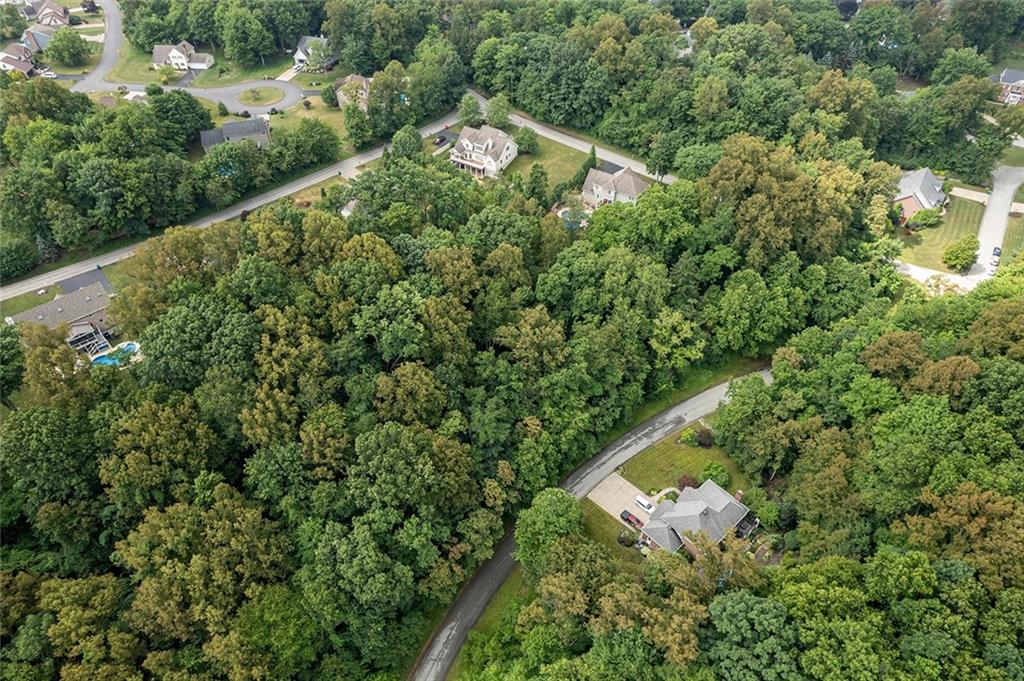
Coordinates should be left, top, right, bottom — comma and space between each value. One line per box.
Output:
620, 510, 642, 529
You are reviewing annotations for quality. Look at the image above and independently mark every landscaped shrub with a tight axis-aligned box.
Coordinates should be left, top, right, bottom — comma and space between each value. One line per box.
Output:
942, 234, 979, 272
908, 207, 941, 229
217, 102, 229, 116
677, 474, 699, 490
695, 427, 714, 447
699, 461, 731, 489
678, 427, 698, 445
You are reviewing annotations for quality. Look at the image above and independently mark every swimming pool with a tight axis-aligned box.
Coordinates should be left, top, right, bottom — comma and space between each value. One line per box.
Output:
91, 342, 140, 366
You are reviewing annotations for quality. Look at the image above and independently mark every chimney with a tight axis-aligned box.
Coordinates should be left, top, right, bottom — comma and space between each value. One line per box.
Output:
734, 489, 744, 502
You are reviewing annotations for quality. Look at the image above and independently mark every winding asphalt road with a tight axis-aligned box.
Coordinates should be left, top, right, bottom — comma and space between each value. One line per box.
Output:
69, 0, 304, 113
408, 369, 772, 681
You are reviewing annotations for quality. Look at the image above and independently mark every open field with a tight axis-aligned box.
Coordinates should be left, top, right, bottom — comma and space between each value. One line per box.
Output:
897, 197, 985, 272
507, 128, 587, 190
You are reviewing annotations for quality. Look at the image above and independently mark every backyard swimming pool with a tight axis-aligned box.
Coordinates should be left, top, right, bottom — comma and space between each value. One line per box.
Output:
91, 342, 140, 366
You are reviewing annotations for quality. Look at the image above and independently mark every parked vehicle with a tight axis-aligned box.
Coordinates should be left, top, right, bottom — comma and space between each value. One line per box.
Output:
619, 510, 642, 529
41, 72, 58, 79
991, 246, 1001, 267
634, 495, 655, 513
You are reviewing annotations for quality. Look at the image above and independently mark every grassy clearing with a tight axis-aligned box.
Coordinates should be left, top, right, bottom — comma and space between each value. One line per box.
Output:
190, 51, 293, 87
272, 99, 355, 157
622, 429, 751, 497
0, 285, 63, 319
99, 260, 136, 292
898, 197, 985, 271
1001, 145, 1024, 167
289, 175, 345, 206
107, 46, 162, 84
290, 66, 340, 90
447, 566, 526, 681
238, 86, 285, 106
44, 42, 101, 75
580, 498, 645, 569
507, 127, 587, 190
1003, 214, 1024, 265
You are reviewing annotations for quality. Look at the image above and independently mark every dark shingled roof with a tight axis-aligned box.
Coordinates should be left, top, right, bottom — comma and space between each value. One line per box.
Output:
8, 282, 110, 328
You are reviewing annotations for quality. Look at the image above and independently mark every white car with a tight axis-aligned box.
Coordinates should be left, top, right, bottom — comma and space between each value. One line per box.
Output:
41, 72, 58, 79
634, 495, 655, 514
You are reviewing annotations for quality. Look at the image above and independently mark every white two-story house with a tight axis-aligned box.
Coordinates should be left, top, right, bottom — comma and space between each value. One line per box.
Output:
151, 40, 214, 71
449, 125, 518, 178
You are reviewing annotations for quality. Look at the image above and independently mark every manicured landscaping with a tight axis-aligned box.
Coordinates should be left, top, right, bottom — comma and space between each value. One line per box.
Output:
1003, 214, 1024, 265
190, 51, 293, 87
580, 498, 644, 568
448, 566, 526, 681
506, 127, 587, 190
237, 86, 285, 106
0, 285, 63, 319
897, 197, 985, 272
107, 46, 163, 84
621, 426, 751, 497
290, 66, 340, 90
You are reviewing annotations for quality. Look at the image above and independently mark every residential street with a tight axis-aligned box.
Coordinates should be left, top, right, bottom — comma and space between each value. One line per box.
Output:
408, 369, 772, 681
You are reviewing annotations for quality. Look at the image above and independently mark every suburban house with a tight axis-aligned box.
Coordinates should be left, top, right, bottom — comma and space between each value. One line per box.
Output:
640, 480, 758, 557
895, 167, 946, 222
582, 166, 652, 206
0, 43, 34, 77
993, 68, 1024, 105
449, 125, 518, 178
336, 74, 372, 111
151, 41, 214, 71
20, 24, 55, 53
29, 0, 67, 27
5, 282, 112, 356
293, 35, 335, 71
200, 118, 272, 153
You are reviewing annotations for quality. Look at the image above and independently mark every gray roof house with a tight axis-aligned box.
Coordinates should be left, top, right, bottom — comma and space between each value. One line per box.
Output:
0, 43, 34, 77
994, 68, 1024, 105
20, 24, 55, 53
895, 167, 946, 221
582, 166, 652, 206
6, 282, 112, 356
449, 124, 518, 178
200, 118, 271, 153
336, 74, 372, 111
293, 35, 335, 71
641, 480, 757, 556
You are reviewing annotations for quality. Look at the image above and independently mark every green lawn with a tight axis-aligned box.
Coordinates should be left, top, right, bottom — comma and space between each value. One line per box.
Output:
76, 26, 105, 36
190, 51, 293, 87
44, 42, 101, 75
271, 99, 354, 156
897, 197, 985, 272
238, 86, 285, 106
107, 45, 162, 84
1003, 214, 1024, 265
507, 127, 587, 190
447, 566, 526, 680
1001, 145, 1024, 167
621, 428, 751, 497
580, 498, 645, 569
0, 285, 63, 319
99, 260, 135, 292
290, 65, 341, 90
289, 175, 346, 206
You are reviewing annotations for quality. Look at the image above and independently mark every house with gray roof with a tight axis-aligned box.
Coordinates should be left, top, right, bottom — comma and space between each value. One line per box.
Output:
993, 68, 1024, 105
0, 43, 34, 77
895, 168, 946, 222
6, 282, 112, 356
151, 41, 214, 71
20, 24, 54, 54
293, 35, 335, 71
449, 124, 518, 178
336, 74, 372, 111
641, 480, 757, 556
200, 118, 271, 153
582, 166, 652, 206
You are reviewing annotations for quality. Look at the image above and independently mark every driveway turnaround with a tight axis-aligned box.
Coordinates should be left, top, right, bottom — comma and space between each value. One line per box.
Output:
586, 473, 649, 526
408, 369, 773, 681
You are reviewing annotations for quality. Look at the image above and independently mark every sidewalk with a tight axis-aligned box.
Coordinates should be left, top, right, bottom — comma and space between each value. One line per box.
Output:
275, 66, 299, 82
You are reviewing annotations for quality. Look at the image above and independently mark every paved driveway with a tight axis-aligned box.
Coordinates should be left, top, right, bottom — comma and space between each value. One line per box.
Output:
586, 472, 651, 528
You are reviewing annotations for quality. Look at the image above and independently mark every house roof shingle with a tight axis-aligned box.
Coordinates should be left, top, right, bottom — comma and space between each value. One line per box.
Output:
199, 118, 270, 149
897, 168, 945, 211
642, 480, 751, 549
999, 68, 1024, 85
456, 124, 514, 162
585, 166, 652, 198
8, 282, 110, 328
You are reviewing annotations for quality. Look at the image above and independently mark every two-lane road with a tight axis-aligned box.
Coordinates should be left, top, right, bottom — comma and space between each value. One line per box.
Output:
409, 369, 771, 681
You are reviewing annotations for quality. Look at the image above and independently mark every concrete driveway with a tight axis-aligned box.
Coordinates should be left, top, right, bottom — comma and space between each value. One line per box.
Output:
586, 473, 651, 528
970, 165, 1024, 276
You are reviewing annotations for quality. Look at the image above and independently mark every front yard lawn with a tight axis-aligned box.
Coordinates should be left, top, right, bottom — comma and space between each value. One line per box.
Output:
897, 197, 984, 272
0, 285, 63, 318
622, 428, 751, 498
580, 498, 644, 568
1003, 214, 1024, 265
237, 86, 285, 106
272, 99, 354, 156
44, 42, 101, 75
1001, 145, 1024, 167
507, 128, 587, 191
190, 51, 294, 87
107, 45, 161, 84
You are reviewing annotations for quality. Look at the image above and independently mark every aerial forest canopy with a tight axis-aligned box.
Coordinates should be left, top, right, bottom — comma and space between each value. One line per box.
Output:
0, 0, 1023, 679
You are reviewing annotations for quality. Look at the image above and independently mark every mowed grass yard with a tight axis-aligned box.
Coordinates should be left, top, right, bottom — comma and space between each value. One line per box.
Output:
507, 128, 587, 191
1004, 214, 1024, 265
190, 51, 293, 87
622, 426, 751, 498
898, 197, 985, 272
580, 498, 645, 569
0, 285, 63, 319
107, 46, 163, 84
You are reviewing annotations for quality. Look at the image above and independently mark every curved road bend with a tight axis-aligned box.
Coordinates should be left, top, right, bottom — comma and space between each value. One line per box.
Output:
409, 368, 773, 681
